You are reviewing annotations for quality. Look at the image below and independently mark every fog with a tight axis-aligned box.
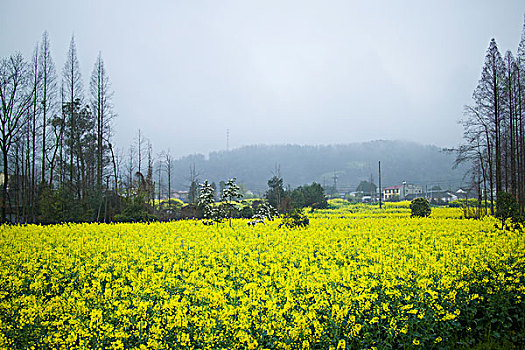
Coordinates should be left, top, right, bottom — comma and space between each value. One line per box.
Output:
1, 0, 524, 158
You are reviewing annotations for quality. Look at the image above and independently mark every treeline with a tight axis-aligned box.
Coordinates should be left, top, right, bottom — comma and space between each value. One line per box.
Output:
169, 141, 467, 194
0, 32, 118, 223
456, 17, 525, 215
0, 29, 328, 224
0, 32, 201, 223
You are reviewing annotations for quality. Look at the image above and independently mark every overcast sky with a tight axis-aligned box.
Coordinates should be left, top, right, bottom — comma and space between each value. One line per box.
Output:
1, 1, 524, 158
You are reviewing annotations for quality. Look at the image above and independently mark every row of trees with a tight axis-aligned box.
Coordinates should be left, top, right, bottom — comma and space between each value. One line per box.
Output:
194, 176, 324, 228
457, 17, 525, 215
0, 33, 183, 224
0, 32, 115, 223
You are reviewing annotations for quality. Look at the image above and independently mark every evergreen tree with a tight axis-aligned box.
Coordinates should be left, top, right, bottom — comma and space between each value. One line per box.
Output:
198, 180, 217, 224
221, 177, 242, 226
265, 176, 285, 212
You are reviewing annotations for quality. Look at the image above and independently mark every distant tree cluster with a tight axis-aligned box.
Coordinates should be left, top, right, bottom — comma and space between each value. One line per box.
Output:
265, 175, 327, 213
193, 175, 323, 228
457, 17, 525, 216
0, 32, 116, 223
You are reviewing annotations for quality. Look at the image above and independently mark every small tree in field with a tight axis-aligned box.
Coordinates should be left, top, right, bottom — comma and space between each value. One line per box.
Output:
198, 180, 217, 225
279, 209, 309, 229
254, 201, 278, 221
410, 198, 431, 217
221, 178, 242, 227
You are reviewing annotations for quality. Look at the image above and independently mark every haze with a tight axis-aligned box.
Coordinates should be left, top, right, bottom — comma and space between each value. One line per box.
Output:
1, 0, 524, 158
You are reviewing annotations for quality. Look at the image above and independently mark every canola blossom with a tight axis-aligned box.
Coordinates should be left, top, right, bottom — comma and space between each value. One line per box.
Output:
0, 205, 524, 349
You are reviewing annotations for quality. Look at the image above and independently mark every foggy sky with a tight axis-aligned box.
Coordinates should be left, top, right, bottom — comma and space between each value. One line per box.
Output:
1, 1, 524, 158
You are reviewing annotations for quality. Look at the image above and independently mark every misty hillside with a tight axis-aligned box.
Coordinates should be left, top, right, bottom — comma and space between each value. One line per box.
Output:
169, 140, 468, 194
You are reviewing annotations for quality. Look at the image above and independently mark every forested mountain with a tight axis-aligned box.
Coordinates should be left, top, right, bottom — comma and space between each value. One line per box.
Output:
170, 141, 467, 195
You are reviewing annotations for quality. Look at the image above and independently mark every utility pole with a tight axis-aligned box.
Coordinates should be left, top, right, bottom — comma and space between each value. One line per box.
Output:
332, 171, 338, 198
226, 129, 230, 152
378, 161, 382, 209
369, 173, 373, 194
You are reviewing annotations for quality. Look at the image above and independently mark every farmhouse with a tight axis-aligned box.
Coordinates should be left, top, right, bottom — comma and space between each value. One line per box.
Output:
383, 183, 423, 200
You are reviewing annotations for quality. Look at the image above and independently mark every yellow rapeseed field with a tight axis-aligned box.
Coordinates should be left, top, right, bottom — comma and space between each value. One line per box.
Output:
1, 205, 524, 349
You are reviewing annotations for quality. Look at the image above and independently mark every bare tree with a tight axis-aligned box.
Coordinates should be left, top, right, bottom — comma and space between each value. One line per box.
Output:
136, 129, 145, 175
156, 156, 163, 205
90, 52, 114, 192
458, 16, 525, 215
517, 17, 525, 211
27, 43, 42, 222
108, 142, 119, 191
62, 35, 85, 192
165, 149, 173, 209
145, 140, 154, 205
0, 53, 32, 222
47, 109, 65, 187
39, 31, 57, 185
458, 39, 505, 214
125, 144, 135, 195
188, 162, 199, 205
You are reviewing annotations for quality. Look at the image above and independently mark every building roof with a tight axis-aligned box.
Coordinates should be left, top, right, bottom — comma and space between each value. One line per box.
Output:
384, 185, 403, 190
428, 191, 456, 198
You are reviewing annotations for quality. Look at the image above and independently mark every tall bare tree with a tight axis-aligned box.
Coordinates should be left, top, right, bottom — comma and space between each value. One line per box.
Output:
466, 38, 505, 214
136, 129, 145, 175
502, 50, 519, 195
146, 140, 154, 204
517, 16, 525, 211
125, 144, 135, 194
458, 17, 525, 215
26, 43, 43, 221
39, 31, 57, 185
165, 149, 173, 209
90, 52, 114, 192
0, 53, 32, 222
62, 35, 84, 188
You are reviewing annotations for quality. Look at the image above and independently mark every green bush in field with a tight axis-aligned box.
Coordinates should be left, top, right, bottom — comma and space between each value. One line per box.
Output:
410, 197, 431, 217
496, 192, 521, 228
279, 209, 309, 228
449, 198, 479, 208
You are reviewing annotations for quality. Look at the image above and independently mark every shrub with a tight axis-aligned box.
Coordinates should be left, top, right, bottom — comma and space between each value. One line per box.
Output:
114, 193, 157, 222
240, 205, 254, 219
254, 201, 278, 221
449, 198, 478, 208
410, 197, 431, 217
279, 209, 309, 228
496, 192, 521, 228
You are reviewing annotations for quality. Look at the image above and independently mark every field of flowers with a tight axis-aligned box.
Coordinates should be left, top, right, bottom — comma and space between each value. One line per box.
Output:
1, 204, 524, 349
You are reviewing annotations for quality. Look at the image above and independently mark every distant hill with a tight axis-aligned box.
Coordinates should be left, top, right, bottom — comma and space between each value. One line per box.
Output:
169, 140, 467, 195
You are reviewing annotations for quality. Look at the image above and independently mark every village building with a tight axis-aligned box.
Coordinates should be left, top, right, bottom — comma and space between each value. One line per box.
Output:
383, 183, 423, 200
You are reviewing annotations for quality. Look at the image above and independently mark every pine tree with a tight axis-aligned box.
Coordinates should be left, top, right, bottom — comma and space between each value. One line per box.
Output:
198, 180, 217, 224
221, 177, 242, 226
